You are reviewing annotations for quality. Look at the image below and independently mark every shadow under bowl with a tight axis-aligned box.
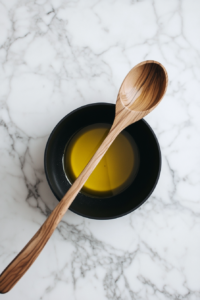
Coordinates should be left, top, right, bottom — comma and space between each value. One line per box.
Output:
44, 103, 161, 220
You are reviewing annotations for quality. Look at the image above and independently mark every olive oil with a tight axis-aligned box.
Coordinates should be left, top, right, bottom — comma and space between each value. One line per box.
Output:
63, 123, 140, 198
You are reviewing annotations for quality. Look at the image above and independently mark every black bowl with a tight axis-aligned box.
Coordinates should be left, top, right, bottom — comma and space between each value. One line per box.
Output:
44, 103, 161, 220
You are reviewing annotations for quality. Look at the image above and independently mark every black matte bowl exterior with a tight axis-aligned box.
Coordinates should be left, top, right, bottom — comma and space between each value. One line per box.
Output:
44, 103, 161, 220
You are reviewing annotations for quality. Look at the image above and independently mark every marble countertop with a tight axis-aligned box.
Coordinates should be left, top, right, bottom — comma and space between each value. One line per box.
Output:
0, 0, 200, 299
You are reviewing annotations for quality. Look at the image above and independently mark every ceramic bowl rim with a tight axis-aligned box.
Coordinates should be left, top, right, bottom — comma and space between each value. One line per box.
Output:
44, 102, 161, 219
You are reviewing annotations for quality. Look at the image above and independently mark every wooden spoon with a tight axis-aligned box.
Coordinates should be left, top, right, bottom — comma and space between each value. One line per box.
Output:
0, 60, 168, 293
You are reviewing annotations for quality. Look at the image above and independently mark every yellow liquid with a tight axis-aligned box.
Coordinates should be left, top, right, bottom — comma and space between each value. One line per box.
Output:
63, 123, 140, 198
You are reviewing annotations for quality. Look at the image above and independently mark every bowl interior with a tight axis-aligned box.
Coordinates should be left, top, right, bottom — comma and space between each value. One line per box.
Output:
44, 103, 161, 219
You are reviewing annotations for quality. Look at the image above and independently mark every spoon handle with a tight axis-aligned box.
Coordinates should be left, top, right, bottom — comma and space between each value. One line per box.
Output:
0, 123, 120, 294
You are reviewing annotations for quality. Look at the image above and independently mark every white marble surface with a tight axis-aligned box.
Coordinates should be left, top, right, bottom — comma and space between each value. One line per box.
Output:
0, 0, 200, 299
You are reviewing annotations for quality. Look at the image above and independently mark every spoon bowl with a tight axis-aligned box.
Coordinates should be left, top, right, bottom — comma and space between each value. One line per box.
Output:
119, 61, 167, 111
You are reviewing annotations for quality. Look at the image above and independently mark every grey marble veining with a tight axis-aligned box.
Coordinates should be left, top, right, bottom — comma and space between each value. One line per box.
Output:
0, 0, 200, 299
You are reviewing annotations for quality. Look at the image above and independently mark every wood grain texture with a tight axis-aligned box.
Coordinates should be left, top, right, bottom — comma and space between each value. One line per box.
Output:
0, 60, 168, 293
